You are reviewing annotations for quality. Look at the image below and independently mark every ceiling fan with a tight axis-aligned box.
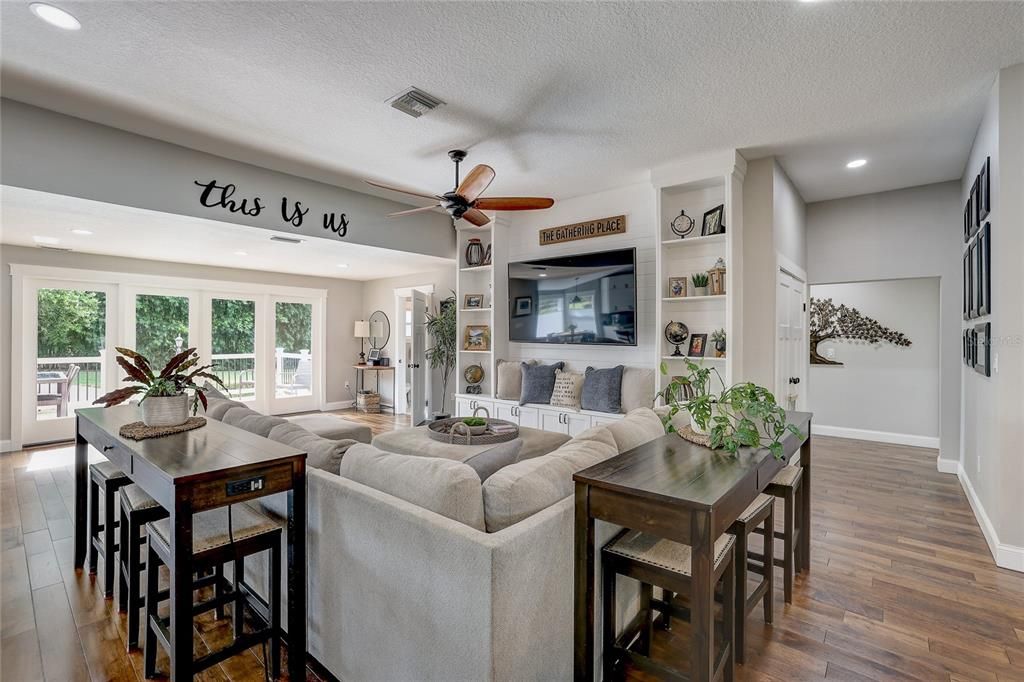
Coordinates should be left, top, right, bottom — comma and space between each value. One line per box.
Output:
366, 150, 555, 227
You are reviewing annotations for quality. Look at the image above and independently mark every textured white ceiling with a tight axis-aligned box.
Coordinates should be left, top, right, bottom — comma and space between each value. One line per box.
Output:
1, 1, 1022, 204
0, 187, 452, 280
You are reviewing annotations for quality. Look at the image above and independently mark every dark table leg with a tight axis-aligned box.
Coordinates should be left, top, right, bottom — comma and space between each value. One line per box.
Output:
690, 511, 715, 682
74, 419, 88, 569
573, 482, 595, 681
800, 426, 812, 572
287, 463, 307, 680
170, 496, 194, 682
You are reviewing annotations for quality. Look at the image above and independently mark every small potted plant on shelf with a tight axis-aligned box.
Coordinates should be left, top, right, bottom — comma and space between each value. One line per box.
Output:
711, 328, 726, 358
657, 361, 800, 459
691, 272, 709, 297
93, 347, 227, 427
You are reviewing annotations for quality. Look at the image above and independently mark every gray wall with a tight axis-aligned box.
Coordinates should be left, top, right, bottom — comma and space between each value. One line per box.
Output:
0, 244, 363, 441
0, 98, 454, 259
805, 181, 962, 462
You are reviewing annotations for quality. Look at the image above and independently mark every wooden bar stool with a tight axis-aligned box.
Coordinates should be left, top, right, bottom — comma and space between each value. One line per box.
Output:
117, 484, 169, 649
728, 493, 774, 663
753, 465, 803, 603
143, 504, 282, 679
89, 461, 131, 597
601, 529, 735, 682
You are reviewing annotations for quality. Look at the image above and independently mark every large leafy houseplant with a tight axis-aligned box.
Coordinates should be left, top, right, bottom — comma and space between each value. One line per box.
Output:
657, 360, 800, 460
425, 294, 457, 417
94, 346, 227, 418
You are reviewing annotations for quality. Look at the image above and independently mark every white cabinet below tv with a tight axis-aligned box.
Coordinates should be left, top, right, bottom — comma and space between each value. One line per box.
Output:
454, 394, 623, 436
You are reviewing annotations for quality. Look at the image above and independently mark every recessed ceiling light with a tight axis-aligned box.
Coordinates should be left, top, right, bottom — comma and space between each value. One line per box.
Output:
33, 235, 60, 245
846, 158, 867, 169
29, 3, 81, 30
234, 250, 248, 256
70, 228, 93, 235
538, 273, 547, 278
337, 263, 349, 269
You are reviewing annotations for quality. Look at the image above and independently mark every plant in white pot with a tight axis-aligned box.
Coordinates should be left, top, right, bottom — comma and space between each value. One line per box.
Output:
658, 359, 723, 436
691, 272, 709, 297
93, 347, 227, 427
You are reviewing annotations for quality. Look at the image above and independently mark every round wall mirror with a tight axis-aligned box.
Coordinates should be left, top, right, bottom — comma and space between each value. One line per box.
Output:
368, 310, 390, 349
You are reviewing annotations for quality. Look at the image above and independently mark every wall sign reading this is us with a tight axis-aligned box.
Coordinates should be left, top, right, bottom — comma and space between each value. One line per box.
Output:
193, 179, 349, 239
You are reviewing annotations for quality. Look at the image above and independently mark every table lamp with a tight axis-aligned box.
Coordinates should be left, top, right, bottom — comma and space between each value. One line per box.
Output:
354, 320, 370, 364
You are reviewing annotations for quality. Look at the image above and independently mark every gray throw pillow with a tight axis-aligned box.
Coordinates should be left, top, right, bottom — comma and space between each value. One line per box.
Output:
581, 365, 625, 413
520, 362, 565, 405
462, 439, 523, 481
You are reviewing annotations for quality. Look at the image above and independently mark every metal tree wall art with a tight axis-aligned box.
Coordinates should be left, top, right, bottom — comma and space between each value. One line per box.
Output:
808, 297, 912, 365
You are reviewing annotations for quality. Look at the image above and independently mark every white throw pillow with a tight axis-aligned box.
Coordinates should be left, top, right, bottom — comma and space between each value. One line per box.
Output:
605, 408, 666, 453
495, 359, 536, 400
550, 369, 585, 410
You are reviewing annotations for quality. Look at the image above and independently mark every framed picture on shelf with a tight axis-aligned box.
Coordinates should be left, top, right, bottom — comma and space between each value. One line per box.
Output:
701, 205, 725, 236
463, 324, 491, 351
464, 294, 484, 309
482, 244, 493, 266
979, 157, 991, 221
688, 333, 707, 358
977, 222, 991, 316
974, 322, 991, 377
668, 276, 687, 298
513, 296, 533, 317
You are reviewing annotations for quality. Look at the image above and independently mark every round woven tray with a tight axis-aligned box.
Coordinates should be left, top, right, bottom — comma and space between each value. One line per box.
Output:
427, 418, 520, 446
119, 416, 206, 441
677, 424, 711, 447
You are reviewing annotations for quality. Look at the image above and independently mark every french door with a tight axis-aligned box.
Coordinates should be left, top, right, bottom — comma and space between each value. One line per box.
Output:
203, 294, 263, 408
21, 280, 118, 445
267, 297, 320, 414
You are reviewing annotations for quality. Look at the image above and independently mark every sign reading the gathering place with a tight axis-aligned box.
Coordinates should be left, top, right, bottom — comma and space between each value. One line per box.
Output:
193, 179, 350, 239
538, 215, 626, 246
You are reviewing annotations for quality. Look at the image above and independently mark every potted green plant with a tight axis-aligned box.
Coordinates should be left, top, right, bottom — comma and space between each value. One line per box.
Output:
657, 361, 800, 460
425, 294, 457, 420
691, 272, 709, 296
711, 328, 726, 357
93, 346, 227, 427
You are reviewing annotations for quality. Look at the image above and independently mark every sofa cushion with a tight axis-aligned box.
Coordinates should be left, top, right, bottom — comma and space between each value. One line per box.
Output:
205, 397, 247, 420
340, 444, 486, 531
221, 405, 259, 425
223, 408, 288, 438
482, 437, 617, 532
462, 439, 523, 481
520, 361, 564, 405
605, 408, 665, 454
495, 359, 536, 401
620, 367, 656, 412
201, 381, 229, 401
372, 425, 568, 462
570, 424, 618, 450
268, 422, 356, 475
285, 413, 372, 444
581, 365, 624, 413
550, 369, 584, 410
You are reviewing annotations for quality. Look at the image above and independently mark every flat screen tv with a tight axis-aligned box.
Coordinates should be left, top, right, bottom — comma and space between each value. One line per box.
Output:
508, 247, 636, 345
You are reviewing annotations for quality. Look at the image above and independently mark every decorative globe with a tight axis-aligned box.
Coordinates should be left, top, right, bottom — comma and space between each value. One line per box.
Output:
464, 364, 484, 385
664, 321, 689, 346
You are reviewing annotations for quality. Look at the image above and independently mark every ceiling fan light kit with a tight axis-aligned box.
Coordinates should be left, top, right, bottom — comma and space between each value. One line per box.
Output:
366, 150, 555, 227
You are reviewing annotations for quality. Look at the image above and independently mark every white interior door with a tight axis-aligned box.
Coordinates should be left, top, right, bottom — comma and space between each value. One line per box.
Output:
21, 280, 118, 445
776, 269, 807, 411
410, 290, 430, 424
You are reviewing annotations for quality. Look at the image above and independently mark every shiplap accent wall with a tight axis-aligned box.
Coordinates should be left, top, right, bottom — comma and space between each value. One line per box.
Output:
498, 182, 657, 372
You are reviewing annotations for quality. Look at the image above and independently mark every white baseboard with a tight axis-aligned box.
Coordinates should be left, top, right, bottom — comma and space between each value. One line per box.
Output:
322, 400, 355, 411
0, 439, 18, 454
811, 424, 939, 449
936, 458, 960, 474
957, 464, 1024, 572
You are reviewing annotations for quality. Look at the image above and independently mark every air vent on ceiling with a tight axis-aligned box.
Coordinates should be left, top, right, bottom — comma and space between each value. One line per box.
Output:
388, 87, 445, 118
270, 235, 303, 244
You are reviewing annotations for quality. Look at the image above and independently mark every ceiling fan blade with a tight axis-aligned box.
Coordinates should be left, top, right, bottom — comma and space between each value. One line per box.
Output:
365, 179, 439, 201
456, 164, 496, 203
387, 204, 441, 218
474, 197, 555, 211
461, 208, 492, 227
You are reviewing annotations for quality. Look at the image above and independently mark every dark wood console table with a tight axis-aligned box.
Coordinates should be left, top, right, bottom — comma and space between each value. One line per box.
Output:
572, 411, 812, 681
73, 406, 307, 681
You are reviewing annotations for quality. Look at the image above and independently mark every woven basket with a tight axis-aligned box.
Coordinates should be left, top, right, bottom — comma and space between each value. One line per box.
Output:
141, 393, 189, 427
357, 391, 381, 414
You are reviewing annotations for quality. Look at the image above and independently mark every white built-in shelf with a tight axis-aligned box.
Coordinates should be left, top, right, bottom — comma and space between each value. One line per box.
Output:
460, 265, 493, 272
460, 349, 493, 354
460, 307, 492, 313
661, 295, 726, 303
661, 355, 725, 362
660, 234, 726, 247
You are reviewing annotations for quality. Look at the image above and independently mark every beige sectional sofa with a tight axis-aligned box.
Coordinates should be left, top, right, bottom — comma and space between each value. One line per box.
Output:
206, 399, 667, 681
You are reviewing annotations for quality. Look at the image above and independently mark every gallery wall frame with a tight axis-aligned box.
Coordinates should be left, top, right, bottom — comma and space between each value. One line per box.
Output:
977, 222, 991, 316
974, 322, 990, 377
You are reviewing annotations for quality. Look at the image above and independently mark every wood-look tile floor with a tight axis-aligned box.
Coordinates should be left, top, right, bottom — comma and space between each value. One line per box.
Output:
3, 416, 1023, 681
